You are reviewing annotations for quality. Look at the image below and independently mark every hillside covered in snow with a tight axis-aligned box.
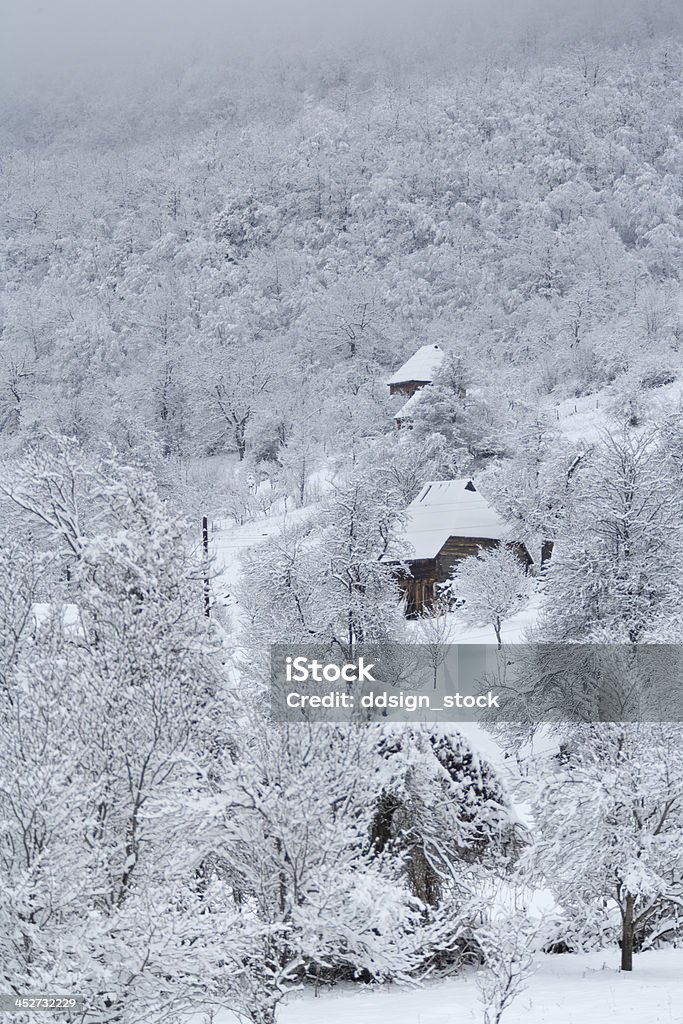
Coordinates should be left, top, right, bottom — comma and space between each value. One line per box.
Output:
2, 1, 683, 1023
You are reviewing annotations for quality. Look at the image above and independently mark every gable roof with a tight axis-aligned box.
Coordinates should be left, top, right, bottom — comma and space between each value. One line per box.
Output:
387, 344, 444, 386
394, 479, 512, 561
394, 389, 425, 421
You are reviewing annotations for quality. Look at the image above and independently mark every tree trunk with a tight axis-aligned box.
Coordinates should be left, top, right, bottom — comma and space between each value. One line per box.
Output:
494, 617, 502, 650
621, 893, 634, 971
236, 424, 247, 461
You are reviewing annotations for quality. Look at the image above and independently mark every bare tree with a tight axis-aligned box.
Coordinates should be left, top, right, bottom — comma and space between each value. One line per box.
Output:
476, 910, 537, 1024
415, 597, 455, 688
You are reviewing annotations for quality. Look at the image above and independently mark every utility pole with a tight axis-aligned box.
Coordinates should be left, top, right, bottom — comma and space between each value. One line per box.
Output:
202, 515, 211, 618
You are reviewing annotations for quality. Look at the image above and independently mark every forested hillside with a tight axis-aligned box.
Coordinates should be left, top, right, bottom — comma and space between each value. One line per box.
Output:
2, 3, 683, 1023
2, 23, 682, 499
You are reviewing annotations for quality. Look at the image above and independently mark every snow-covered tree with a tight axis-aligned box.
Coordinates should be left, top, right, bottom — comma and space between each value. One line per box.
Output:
202, 722, 432, 1024
204, 344, 275, 461
475, 910, 537, 1024
538, 428, 683, 644
415, 598, 456, 688
239, 468, 406, 651
0, 441, 229, 1022
369, 727, 519, 927
445, 545, 532, 648
411, 367, 508, 468
527, 724, 683, 972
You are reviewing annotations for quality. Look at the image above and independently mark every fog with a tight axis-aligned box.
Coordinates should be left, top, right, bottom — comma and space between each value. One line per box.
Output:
0, 0, 679, 93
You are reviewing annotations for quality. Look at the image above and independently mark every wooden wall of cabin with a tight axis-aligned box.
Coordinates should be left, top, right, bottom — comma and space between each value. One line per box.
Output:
436, 538, 533, 582
389, 380, 427, 397
397, 558, 437, 617
399, 541, 533, 616
435, 537, 498, 581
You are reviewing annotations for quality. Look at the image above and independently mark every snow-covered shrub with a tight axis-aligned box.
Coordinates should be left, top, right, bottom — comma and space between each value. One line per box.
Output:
475, 911, 537, 1024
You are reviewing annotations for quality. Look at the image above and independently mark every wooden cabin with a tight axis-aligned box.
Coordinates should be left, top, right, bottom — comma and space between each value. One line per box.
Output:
387, 344, 445, 429
387, 344, 444, 397
387, 479, 533, 616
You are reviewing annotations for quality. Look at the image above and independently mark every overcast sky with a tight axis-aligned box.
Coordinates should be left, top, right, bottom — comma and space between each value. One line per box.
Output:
0, 0, 677, 92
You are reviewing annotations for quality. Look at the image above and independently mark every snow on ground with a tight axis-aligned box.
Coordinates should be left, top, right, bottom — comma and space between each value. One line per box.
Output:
31, 602, 81, 628
209, 463, 340, 605
209, 948, 683, 1024
401, 589, 543, 761
211, 499, 543, 642
211, 505, 314, 600
444, 590, 543, 646
211, 505, 543, 759
554, 377, 683, 444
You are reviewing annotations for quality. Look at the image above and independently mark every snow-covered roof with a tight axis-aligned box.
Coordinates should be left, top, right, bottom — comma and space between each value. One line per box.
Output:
394, 389, 425, 421
393, 480, 512, 561
387, 344, 444, 386
31, 603, 82, 633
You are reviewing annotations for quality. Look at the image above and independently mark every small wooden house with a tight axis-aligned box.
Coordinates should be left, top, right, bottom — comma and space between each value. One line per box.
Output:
388, 344, 445, 429
387, 344, 444, 397
387, 479, 533, 616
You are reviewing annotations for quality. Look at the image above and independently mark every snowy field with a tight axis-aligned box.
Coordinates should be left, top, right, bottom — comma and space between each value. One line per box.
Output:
554, 377, 683, 444
209, 949, 683, 1024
